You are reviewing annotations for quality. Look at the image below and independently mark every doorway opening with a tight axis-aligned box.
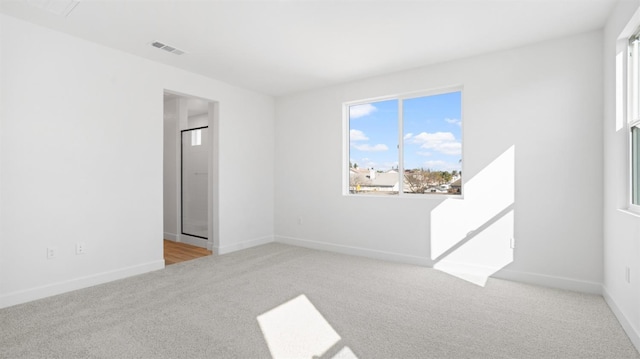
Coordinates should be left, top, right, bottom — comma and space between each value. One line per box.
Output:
163, 91, 218, 265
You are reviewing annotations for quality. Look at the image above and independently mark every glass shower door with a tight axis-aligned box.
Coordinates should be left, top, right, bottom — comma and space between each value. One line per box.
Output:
181, 127, 208, 239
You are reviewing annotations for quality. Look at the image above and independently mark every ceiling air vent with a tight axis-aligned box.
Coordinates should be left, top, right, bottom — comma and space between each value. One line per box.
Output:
151, 41, 186, 55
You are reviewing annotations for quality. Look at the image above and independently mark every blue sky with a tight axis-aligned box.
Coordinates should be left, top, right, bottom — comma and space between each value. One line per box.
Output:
349, 91, 461, 172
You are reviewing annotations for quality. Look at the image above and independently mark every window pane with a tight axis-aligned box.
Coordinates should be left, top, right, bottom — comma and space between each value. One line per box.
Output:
191, 129, 202, 146
348, 100, 399, 195
633, 126, 639, 205
633, 40, 640, 121
403, 91, 462, 195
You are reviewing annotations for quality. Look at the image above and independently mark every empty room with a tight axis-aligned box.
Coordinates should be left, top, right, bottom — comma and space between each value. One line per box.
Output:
2, 0, 640, 358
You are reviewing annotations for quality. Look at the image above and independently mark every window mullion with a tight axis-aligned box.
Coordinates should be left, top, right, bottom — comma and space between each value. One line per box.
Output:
398, 99, 404, 195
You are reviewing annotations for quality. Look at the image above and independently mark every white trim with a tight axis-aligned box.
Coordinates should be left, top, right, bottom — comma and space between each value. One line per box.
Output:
275, 235, 430, 266
631, 122, 640, 207
0, 260, 165, 309
618, 206, 640, 218
179, 234, 208, 249
398, 98, 404, 197
342, 104, 350, 196
208, 101, 220, 252
343, 84, 464, 107
630, 38, 639, 123
628, 26, 640, 210
343, 192, 463, 200
492, 268, 603, 294
216, 235, 274, 255
603, 287, 640, 353
398, 98, 405, 193
164, 232, 178, 241
459, 89, 465, 198
275, 236, 602, 293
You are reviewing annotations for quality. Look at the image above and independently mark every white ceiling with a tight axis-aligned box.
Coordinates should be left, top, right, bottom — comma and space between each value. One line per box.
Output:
0, 0, 621, 96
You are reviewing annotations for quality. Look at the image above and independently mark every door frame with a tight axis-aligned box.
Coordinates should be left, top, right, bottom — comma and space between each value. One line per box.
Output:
163, 90, 219, 251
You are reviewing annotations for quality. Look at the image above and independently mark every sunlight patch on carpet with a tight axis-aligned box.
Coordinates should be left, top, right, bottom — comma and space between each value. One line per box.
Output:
257, 294, 355, 359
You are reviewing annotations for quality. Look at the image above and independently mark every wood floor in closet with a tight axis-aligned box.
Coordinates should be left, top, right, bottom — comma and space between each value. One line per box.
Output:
164, 239, 212, 265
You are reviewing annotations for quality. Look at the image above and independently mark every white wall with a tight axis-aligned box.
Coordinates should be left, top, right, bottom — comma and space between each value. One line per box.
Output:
0, 14, 275, 308
0, 7, 615, 314
163, 99, 178, 240
275, 31, 604, 292
0, 9, 4, 309
603, 0, 640, 351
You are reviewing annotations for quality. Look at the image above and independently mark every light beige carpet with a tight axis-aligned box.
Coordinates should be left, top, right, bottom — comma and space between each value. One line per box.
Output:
1, 243, 638, 358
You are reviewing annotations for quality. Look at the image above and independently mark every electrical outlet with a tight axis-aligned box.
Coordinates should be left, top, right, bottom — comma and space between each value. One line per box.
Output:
297, 217, 303, 225
46, 247, 57, 259
76, 242, 86, 255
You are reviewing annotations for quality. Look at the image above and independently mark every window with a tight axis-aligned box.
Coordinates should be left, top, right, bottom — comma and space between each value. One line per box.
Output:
630, 31, 640, 207
191, 129, 202, 146
346, 89, 462, 196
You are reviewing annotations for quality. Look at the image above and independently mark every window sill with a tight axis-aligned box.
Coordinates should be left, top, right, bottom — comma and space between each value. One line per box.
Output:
617, 208, 640, 218
344, 193, 465, 200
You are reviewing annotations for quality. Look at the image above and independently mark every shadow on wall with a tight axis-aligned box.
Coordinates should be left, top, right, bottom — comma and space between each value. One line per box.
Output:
430, 146, 515, 286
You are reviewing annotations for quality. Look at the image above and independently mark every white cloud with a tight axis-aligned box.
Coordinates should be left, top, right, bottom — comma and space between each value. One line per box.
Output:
417, 151, 432, 156
349, 129, 369, 141
351, 158, 376, 169
407, 131, 461, 156
349, 104, 377, 119
410, 131, 455, 143
445, 118, 461, 126
352, 143, 389, 152
403, 133, 413, 140
353, 157, 397, 171
362, 159, 376, 168
349, 159, 372, 169
434, 142, 462, 155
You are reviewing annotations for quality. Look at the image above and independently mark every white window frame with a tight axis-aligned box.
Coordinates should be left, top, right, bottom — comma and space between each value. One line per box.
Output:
342, 86, 464, 198
630, 30, 640, 213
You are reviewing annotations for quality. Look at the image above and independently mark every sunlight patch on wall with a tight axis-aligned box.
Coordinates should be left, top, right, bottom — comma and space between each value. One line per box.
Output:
257, 294, 356, 359
431, 146, 515, 286
434, 210, 514, 286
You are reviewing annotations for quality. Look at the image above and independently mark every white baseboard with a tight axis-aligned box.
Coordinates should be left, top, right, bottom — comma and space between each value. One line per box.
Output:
274, 235, 603, 294
274, 235, 430, 266
179, 234, 209, 249
217, 235, 274, 255
163, 232, 177, 241
492, 268, 603, 294
603, 287, 640, 354
0, 260, 165, 309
